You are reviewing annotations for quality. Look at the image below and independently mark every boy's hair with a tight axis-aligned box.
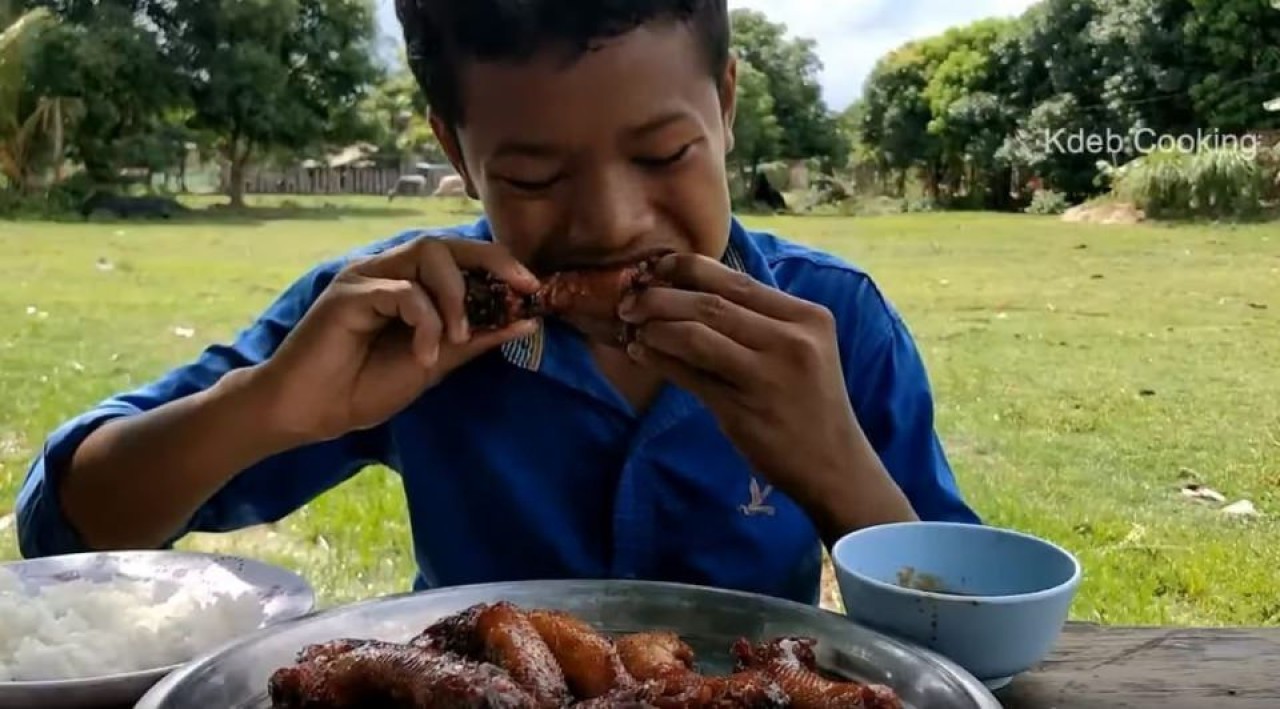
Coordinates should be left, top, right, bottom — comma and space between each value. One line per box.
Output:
395, 0, 731, 128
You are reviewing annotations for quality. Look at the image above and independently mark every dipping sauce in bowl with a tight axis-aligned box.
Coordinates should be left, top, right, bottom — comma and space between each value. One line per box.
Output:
831, 521, 1081, 691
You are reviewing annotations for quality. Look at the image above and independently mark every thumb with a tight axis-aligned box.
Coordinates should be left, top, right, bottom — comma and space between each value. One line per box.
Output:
437, 319, 540, 371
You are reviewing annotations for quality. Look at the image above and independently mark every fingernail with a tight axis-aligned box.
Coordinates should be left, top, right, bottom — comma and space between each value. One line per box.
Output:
626, 342, 643, 359
455, 320, 470, 343
618, 294, 636, 319
424, 345, 439, 366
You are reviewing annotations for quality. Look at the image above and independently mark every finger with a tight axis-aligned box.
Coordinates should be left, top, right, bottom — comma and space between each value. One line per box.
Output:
417, 239, 543, 343
626, 337, 736, 403
438, 319, 540, 371
633, 320, 755, 385
445, 239, 541, 293
361, 278, 443, 367
654, 252, 810, 322
620, 285, 777, 350
355, 236, 541, 343
411, 240, 470, 345
354, 235, 542, 293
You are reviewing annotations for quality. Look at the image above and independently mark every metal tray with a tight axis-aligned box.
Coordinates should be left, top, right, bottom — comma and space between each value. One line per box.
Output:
136, 579, 1000, 708
0, 551, 315, 709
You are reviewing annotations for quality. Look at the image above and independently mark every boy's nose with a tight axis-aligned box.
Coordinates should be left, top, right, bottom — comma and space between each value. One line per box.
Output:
568, 167, 656, 251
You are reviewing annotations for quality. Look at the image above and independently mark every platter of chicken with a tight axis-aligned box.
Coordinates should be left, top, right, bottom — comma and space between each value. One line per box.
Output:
134, 579, 1002, 708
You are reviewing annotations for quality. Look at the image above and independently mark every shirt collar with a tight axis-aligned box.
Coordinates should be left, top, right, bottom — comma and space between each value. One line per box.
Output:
492, 218, 761, 372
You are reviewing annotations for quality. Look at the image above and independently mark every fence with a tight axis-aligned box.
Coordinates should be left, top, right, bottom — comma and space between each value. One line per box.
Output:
238, 166, 449, 196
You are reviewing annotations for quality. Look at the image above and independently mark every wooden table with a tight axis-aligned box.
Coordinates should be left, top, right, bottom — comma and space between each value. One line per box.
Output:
999, 623, 1280, 708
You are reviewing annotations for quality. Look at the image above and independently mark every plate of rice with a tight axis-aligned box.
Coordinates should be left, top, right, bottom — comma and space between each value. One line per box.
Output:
0, 550, 314, 708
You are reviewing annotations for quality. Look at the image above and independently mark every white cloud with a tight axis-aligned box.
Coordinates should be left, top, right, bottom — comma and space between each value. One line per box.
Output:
376, 0, 1041, 110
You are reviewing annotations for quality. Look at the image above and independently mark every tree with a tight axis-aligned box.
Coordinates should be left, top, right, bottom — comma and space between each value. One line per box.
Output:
361, 59, 444, 164
727, 58, 781, 183
729, 9, 845, 166
1271, 1, 1280, 112
1183, 0, 1280, 132
856, 43, 937, 196
170, 0, 383, 207
918, 19, 1019, 204
0, 2, 78, 191
24, 2, 185, 184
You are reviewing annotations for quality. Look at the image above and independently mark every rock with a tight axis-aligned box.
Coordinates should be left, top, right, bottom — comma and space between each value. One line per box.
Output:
1222, 500, 1261, 517
433, 175, 467, 197
1061, 201, 1145, 225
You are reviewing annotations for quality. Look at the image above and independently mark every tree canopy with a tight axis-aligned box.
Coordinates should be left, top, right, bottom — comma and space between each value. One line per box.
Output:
14, 0, 383, 205
851, 0, 1280, 207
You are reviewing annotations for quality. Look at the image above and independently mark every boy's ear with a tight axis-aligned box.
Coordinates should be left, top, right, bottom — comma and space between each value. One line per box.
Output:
720, 54, 739, 155
430, 112, 481, 199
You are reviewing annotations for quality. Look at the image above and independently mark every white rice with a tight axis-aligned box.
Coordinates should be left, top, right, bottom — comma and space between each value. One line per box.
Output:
0, 567, 266, 682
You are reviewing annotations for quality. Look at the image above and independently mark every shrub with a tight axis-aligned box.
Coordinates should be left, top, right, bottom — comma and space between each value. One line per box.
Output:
1025, 189, 1070, 215
1111, 147, 1267, 219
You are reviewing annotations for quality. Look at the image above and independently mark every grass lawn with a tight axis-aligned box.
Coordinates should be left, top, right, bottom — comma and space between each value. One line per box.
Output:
1, 195, 1278, 627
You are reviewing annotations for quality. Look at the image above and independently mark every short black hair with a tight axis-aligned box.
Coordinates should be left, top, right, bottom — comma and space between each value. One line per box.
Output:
395, 0, 730, 128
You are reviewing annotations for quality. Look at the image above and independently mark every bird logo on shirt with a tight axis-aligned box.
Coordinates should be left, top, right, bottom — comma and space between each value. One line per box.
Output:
740, 477, 776, 516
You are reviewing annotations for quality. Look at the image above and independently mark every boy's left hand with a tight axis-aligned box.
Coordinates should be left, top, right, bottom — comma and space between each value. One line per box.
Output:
618, 252, 915, 539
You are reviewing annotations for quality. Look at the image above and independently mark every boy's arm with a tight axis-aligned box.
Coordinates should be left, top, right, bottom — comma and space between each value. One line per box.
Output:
760, 259, 979, 527
16, 259, 386, 557
838, 274, 981, 525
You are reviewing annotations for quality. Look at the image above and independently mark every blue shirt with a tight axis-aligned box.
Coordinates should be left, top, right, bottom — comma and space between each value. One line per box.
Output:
16, 216, 979, 605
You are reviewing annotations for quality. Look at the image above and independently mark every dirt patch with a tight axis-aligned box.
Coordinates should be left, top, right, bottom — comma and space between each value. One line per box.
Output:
1061, 201, 1146, 225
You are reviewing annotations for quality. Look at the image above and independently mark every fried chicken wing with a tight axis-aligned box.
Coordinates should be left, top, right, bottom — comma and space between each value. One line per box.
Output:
615, 631, 696, 681
462, 253, 670, 344
267, 602, 906, 709
412, 604, 485, 657
732, 637, 904, 709
533, 256, 665, 321
614, 632, 786, 707
268, 639, 537, 709
475, 601, 572, 708
464, 271, 532, 330
526, 609, 635, 699
644, 671, 789, 708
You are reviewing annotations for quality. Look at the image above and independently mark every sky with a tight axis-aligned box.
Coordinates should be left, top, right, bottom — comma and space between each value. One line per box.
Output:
374, 0, 1040, 111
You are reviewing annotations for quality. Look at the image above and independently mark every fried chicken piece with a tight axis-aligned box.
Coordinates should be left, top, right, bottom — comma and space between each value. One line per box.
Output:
533, 256, 666, 320
267, 639, 537, 709
462, 253, 670, 344
615, 631, 696, 681
614, 632, 787, 708
412, 604, 485, 658
295, 638, 375, 665
732, 637, 904, 709
464, 271, 532, 330
574, 675, 788, 709
526, 609, 635, 699
475, 601, 572, 708
645, 671, 789, 708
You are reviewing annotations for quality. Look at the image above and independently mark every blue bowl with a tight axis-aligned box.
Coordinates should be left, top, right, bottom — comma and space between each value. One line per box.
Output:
831, 521, 1081, 690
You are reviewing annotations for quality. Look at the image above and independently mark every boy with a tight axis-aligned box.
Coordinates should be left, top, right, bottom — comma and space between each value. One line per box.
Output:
16, 0, 979, 606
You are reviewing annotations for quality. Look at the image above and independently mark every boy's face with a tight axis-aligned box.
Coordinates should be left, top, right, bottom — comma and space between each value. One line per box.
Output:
433, 21, 738, 275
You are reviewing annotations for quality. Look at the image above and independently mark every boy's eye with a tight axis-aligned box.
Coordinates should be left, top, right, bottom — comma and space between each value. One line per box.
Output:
500, 174, 561, 192
635, 142, 693, 169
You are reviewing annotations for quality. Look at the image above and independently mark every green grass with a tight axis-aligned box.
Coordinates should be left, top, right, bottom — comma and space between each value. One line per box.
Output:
2, 196, 1278, 627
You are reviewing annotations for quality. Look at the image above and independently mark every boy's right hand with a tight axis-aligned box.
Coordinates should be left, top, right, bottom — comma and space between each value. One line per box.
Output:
251, 236, 541, 445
